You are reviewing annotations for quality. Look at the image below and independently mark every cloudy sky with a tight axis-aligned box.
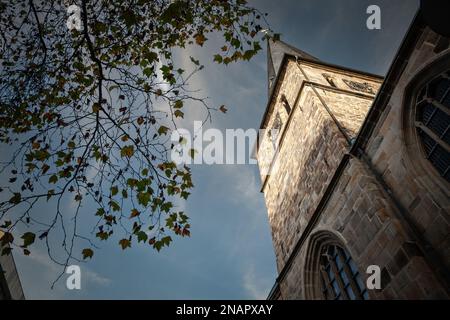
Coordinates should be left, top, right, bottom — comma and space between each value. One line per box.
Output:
10, 0, 419, 299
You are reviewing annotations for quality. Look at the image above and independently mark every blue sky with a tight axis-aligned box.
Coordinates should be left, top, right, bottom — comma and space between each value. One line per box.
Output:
9, 0, 419, 299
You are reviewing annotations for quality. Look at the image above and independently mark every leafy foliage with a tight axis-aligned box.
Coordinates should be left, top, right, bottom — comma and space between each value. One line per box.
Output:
0, 0, 269, 275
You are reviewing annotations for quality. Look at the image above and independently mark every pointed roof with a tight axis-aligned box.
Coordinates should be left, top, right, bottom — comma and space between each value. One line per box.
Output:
267, 39, 319, 94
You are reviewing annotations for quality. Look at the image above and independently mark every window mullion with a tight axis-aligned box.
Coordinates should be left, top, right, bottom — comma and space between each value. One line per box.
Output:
329, 256, 349, 300
426, 98, 450, 117
415, 121, 450, 153
320, 267, 336, 300
439, 87, 450, 104
424, 104, 439, 127
337, 250, 362, 300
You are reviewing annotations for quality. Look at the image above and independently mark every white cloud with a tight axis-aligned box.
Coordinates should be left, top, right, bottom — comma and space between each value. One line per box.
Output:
25, 249, 112, 286
242, 264, 271, 300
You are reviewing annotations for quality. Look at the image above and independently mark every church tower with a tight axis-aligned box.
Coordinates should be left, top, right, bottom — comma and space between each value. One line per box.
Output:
257, 38, 383, 299
257, 18, 450, 300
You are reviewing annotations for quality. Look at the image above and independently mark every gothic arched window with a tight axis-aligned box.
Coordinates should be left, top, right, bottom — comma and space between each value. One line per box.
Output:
415, 71, 450, 182
319, 244, 369, 300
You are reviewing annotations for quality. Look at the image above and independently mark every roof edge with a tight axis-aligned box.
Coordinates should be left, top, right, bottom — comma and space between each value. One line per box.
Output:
258, 53, 384, 134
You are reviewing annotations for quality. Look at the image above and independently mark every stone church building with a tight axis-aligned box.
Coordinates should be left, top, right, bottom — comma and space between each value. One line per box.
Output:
256, 12, 449, 299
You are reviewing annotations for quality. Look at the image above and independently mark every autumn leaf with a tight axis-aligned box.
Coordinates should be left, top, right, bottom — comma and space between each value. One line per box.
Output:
42, 164, 50, 174
0, 232, 14, 246
119, 238, 131, 250
82, 248, 94, 259
0, 0, 267, 262
219, 105, 228, 113
92, 102, 101, 113
195, 33, 207, 46
130, 209, 140, 218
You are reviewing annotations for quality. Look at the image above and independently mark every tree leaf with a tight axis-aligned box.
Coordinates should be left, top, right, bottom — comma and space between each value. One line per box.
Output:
219, 105, 228, 113
174, 110, 184, 118
158, 126, 169, 135
130, 209, 140, 218
9, 193, 21, 204
120, 145, 134, 158
0, 232, 14, 246
49, 175, 58, 184
137, 231, 148, 243
174, 100, 183, 109
111, 185, 118, 196
21, 232, 35, 247
119, 238, 131, 250
195, 33, 207, 46
82, 248, 94, 259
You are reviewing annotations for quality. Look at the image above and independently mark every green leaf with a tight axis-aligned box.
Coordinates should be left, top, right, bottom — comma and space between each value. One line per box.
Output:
21, 232, 35, 247
153, 240, 163, 252
174, 110, 184, 118
143, 68, 152, 77
49, 175, 58, 184
96, 208, 105, 216
120, 145, 134, 158
161, 236, 172, 246
82, 248, 94, 259
111, 185, 118, 196
158, 126, 169, 135
174, 100, 183, 109
161, 201, 173, 213
137, 191, 150, 206
137, 231, 148, 243
110, 200, 120, 212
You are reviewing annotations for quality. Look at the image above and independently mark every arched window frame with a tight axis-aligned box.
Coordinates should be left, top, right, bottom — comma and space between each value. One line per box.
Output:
413, 71, 450, 182
304, 231, 369, 300
402, 52, 450, 196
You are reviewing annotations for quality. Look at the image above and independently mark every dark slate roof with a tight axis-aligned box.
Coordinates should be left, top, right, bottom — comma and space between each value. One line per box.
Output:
267, 39, 319, 94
